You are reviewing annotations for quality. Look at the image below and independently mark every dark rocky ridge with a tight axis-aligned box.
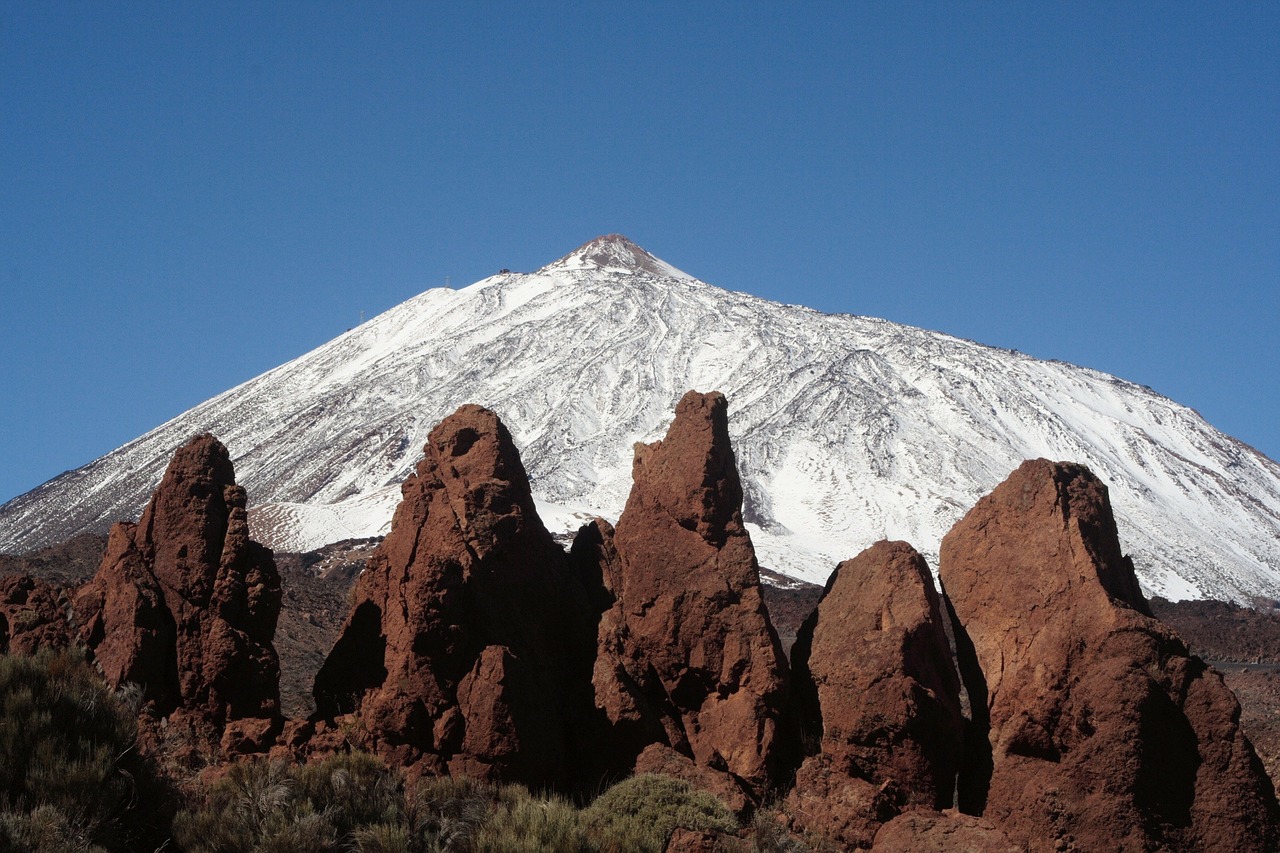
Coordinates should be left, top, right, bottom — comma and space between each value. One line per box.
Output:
1150, 596, 1280, 664
0, 531, 108, 584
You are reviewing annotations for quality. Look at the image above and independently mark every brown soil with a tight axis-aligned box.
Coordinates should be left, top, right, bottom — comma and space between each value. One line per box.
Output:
0, 532, 108, 584
272, 538, 379, 718
759, 571, 823, 657
1150, 596, 1280, 795
1150, 596, 1280, 664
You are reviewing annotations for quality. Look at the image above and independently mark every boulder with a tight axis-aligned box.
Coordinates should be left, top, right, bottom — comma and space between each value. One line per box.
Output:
311, 405, 596, 790
870, 810, 1025, 852
591, 390, 791, 802
787, 540, 964, 847
0, 574, 73, 655
75, 434, 282, 752
939, 459, 1280, 852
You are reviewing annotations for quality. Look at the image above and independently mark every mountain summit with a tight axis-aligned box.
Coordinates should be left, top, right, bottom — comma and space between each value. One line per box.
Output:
2, 238, 1279, 602
539, 234, 693, 279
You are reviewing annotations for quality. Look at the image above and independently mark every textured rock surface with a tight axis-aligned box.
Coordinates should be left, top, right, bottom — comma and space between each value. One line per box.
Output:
787, 540, 964, 848
870, 810, 1025, 852
634, 743, 753, 817
312, 405, 596, 790
0, 574, 73, 655
591, 390, 791, 802
74, 434, 282, 752
939, 459, 1280, 852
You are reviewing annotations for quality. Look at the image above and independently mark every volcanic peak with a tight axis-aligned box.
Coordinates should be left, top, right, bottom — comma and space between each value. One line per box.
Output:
538, 233, 693, 279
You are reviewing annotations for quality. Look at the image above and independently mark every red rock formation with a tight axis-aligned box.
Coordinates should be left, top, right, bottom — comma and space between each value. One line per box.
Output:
787, 540, 964, 848
0, 575, 73, 655
939, 459, 1280, 852
74, 434, 282, 753
590, 391, 791, 804
312, 405, 596, 790
870, 810, 1025, 852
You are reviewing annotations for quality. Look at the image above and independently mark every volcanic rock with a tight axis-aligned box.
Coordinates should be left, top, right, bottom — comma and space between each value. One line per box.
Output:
590, 390, 791, 803
74, 434, 282, 753
0, 575, 73, 655
869, 810, 1025, 852
311, 405, 596, 790
939, 459, 1280, 852
787, 540, 964, 848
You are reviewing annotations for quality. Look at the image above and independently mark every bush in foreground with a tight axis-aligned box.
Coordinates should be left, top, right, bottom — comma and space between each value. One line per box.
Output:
0, 650, 167, 853
583, 773, 739, 853
173, 758, 761, 853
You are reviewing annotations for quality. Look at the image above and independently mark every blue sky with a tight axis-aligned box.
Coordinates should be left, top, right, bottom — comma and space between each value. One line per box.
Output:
1, 3, 1277, 505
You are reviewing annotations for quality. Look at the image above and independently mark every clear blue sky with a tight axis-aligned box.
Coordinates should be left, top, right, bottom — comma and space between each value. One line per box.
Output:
2, 3, 1277, 505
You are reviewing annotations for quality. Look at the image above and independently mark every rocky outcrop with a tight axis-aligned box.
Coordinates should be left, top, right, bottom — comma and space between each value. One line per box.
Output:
590, 390, 791, 805
74, 434, 283, 753
787, 540, 964, 848
0, 575, 73, 655
869, 810, 1025, 852
939, 459, 1280, 852
311, 405, 596, 790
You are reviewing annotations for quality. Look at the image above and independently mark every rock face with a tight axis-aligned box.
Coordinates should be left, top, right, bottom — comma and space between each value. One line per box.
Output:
869, 810, 1025, 853
312, 405, 596, 790
590, 390, 791, 805
787, 540, 965, 848
939, 459, 1280, 852
0, 575, 73, 656
74, 434, 282, 752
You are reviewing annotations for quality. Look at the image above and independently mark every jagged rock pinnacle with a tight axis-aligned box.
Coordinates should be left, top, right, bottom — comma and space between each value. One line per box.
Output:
539, 234, 693, 278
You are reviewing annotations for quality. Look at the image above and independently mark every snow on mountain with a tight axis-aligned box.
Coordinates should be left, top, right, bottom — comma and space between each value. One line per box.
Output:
3, 235, 1279, 602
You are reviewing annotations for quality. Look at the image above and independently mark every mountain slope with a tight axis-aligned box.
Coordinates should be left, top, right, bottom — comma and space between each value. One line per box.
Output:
3, 235, 1279, 601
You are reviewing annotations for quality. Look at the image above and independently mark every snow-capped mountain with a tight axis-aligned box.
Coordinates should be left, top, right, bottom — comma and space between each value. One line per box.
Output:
3, 235, 1279, 602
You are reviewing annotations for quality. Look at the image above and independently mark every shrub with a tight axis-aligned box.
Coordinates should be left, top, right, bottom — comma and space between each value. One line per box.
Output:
174, 751, 411, 853
0, 803, 108, 853
749, 805, 810, 852
295, 750, 403, 837
583, 774, 739, 853
473, 786, 589, 853
0, 650, 165, 852
350, 822, 412, 853
172, 758, 338, 852
405, 776, 499, 851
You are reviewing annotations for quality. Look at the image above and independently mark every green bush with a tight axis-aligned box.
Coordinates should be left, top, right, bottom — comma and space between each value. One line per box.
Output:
0, 650, 165, 852
173, 751, 410, 853
175, 761, 749, 853
296, 750, 403, 837
473, 786, 589, 853
350, 821, 412, 853
583, 774, 739, 853
404, 776, 500, 851
0, 803, 108, 853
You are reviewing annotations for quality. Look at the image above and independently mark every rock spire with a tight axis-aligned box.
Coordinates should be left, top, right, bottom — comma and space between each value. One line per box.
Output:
312, 405, 597, 790
589, 390, 792, 807
938, 459, 1279, 852
75, 433, 283, 754
788, 540, 965, 847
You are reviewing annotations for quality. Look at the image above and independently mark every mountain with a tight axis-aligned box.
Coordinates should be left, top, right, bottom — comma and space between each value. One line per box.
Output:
2, 235, 1279, 601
